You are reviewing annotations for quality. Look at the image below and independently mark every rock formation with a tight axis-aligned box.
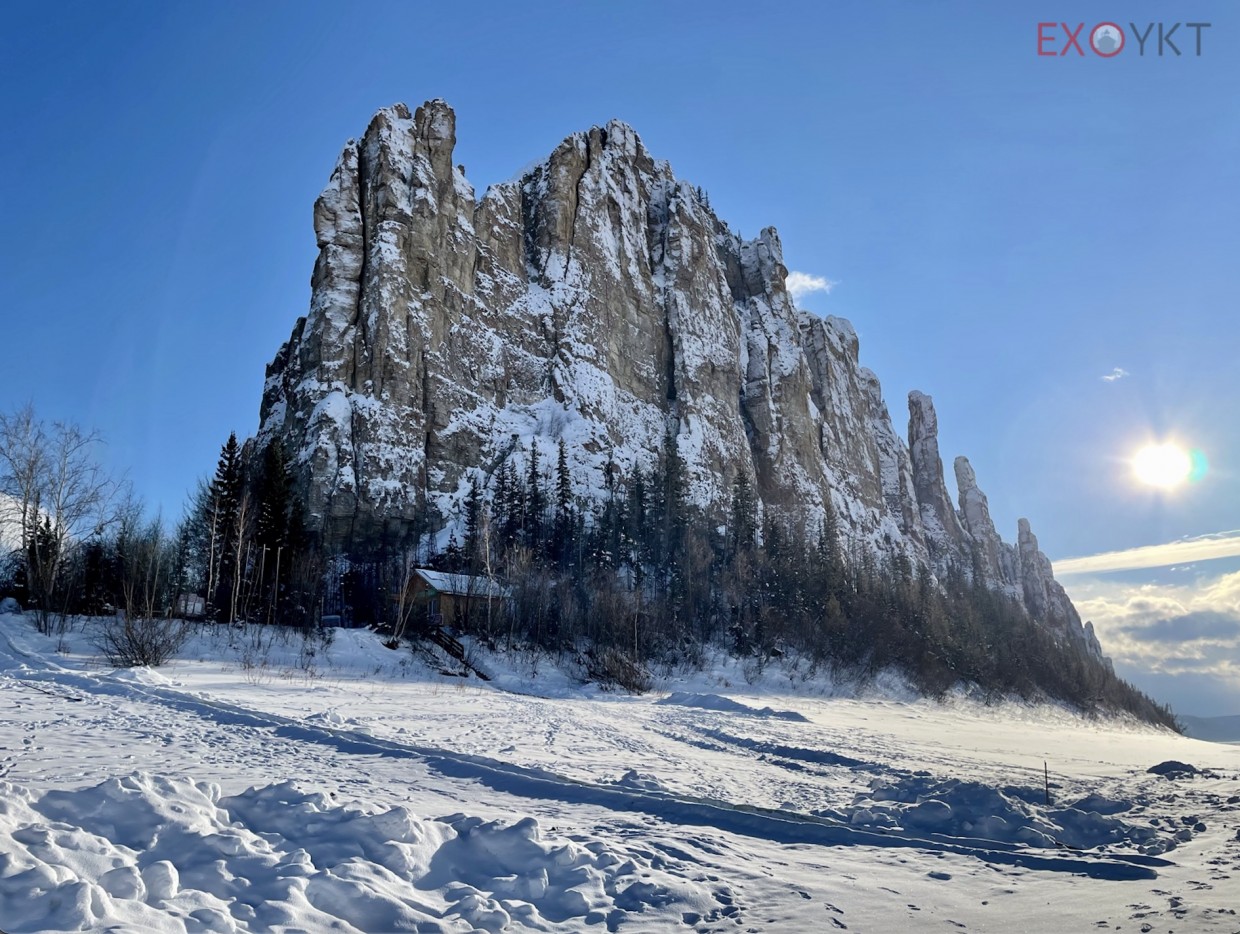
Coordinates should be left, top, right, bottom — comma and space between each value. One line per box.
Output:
257, 99, 1106, 662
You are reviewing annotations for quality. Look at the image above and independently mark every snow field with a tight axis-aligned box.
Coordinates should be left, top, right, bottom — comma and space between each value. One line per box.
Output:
1, 616, 1239, 932
0, 772, 720, 933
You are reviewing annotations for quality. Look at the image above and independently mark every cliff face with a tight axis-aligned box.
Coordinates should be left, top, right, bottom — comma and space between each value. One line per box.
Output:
258, 100, 1102, 658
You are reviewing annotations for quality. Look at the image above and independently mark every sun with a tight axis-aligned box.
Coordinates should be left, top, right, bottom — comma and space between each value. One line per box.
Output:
1132, 443, 1192, 489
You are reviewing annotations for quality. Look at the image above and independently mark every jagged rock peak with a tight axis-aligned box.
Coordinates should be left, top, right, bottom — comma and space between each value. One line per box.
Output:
256, 98, 1105, 669
908, 391, 967, 563
954, 455, 1004, 579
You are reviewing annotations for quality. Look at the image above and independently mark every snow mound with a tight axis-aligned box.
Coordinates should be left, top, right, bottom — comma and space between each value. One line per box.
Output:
304, 709, 359, 728
610, 769, 672, 793
657, 692, 810, 722
846, 775, 1187, 854
0, 772, 718, 933
1069, 792, 1133, 816
104, 666, 173, 686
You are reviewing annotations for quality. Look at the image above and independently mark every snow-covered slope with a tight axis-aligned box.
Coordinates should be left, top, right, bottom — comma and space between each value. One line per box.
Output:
257, 99, 1098, 655
2, 617, 1238, 932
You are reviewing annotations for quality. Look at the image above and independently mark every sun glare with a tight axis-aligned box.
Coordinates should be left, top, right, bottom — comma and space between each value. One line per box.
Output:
1132, 443, 1193, 489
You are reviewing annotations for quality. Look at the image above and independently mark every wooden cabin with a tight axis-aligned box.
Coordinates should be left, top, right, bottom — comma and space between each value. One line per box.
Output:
403, 568, 510, 629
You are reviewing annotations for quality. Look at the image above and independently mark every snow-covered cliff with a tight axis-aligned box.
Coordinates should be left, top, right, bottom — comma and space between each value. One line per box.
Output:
257, 100, 1100, 658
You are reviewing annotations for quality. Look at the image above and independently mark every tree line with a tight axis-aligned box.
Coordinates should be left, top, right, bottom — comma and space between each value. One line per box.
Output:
0, 407, 319, 639
346, 428, 1175, 728
0, 404, 1178, 729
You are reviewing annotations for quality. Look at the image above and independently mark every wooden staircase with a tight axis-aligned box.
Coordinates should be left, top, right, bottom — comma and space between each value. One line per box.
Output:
427, 627, 491, 681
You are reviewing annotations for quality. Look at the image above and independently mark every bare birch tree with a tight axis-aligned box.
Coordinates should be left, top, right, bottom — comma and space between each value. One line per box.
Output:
389, 548, 422, 646
0, 404, 120, 633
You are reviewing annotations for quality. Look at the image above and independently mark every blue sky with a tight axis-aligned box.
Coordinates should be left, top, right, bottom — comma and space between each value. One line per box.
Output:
2, 2, 1237, 714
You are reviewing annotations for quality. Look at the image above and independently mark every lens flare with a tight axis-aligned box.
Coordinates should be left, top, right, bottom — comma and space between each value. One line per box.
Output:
1188, 448, 1209, 483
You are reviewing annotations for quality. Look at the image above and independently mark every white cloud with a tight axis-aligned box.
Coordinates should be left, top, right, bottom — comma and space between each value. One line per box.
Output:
1064, 568, 1240, 715
1100, 367, 1129, 382
785, 271, 836, 301
1054, 531, 1240, 576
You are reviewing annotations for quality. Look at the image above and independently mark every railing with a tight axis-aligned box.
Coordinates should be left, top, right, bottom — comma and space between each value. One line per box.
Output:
426, 626, 490, 681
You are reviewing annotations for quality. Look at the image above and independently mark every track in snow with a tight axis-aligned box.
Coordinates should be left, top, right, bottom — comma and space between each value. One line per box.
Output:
2, 642, 1168, 882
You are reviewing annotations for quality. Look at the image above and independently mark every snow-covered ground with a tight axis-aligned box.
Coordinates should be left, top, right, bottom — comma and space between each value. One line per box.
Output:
1, 616, 1238, 933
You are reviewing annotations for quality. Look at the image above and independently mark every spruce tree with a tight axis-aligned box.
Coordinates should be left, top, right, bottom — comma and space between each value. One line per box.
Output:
589, 449, 622, 570
625, 464, 649, 568
463, 476, 482, 566
552, 439, 575, 566
206, 433, 244, 621
728, 471, 757, 554
255, 442, 292, 551
524, 442, 546, 550
252, 441, 296, 624
657, 427, 688, 564
494, 460, 523, 552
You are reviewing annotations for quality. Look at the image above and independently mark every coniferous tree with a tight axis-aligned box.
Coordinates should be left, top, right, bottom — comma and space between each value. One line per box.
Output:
492, 461, 512, 549
624, 464, 649, 571
552, 439, 575, 567
656, 427, 688, 565
524, 443, 546, 551
729, 471, 757, 553
591, 449, 622, 569
255, 442, 292, 551
252, 441, 296, 624
205, 433, 244, 621
462, 476, 483, 568
169, 515, 199, 617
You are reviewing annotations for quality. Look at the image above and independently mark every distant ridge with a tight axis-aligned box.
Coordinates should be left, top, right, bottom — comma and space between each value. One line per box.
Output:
1179, 714, 1240, 743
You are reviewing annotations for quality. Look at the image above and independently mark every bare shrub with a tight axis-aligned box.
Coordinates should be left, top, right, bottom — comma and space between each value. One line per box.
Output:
240, 649, 273, 685
586, 646, 652, 693
98, 616, 188, 667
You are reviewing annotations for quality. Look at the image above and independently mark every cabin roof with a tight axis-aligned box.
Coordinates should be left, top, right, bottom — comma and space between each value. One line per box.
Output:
412, 568, 511, 599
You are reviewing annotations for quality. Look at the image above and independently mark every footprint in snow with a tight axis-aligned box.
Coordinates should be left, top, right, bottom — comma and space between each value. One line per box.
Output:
928, 870, 952, 881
